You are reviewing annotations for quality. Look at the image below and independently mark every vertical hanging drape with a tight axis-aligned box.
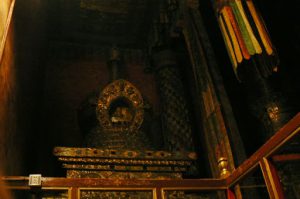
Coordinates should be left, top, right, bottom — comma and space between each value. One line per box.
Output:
215, 0, 278, 79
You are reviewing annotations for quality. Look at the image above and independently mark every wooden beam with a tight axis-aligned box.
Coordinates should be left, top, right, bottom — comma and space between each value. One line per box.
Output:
226, 113, 300, 186
155, 188, 163, 199
42, 178, 227, 190
227, 188, 236, 199
70, 187, 79, 199
272, 153, 300, 162
2, 177, 227, 190
259, 158, 285, 199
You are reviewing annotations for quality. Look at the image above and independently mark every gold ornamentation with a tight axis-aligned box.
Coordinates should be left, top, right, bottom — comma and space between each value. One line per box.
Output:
217, 157, 230, 178
267, 103, 279, 122
53, 147, 197, 160
80, 190, 152, 199
67, 170, 181, 180
55, 147, 195, 181
58, 157, 191, 166
96, 79, 144, 132
54, 147, 195, 180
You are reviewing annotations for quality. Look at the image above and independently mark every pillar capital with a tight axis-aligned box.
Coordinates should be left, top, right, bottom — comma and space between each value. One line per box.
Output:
151, 48, 178, 71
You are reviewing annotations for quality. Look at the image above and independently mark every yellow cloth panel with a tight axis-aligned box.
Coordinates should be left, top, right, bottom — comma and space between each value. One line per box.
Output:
221, 8, 243, 63
246, 0, 273, 55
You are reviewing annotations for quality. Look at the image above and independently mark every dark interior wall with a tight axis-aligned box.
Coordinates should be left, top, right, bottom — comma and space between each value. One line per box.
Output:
0, 0, 48, 175
254, 0, 300, 98
2, 0, 161, 176
36, 49, 159, 176
0, 16, 20, 176
14, 0, 48, 175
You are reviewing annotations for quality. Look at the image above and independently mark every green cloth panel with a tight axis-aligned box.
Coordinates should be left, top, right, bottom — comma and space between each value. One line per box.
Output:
241, 0, 264, 52
229, 1, 256, 55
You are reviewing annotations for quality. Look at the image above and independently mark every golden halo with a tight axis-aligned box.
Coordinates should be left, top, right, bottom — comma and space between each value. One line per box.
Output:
96, 79, 144, 132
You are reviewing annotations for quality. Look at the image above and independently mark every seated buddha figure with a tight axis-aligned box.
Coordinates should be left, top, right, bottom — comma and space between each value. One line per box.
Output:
111, 106, 133, 125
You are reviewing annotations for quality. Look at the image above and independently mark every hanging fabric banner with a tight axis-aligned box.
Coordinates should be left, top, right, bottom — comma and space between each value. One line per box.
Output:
214, 0, 278, 79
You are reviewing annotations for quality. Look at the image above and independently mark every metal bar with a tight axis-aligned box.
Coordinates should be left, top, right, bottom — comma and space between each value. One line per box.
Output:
259, 158, 285, 199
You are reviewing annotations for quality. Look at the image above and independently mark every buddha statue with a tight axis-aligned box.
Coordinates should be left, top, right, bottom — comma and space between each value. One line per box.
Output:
111, 106, 133, 124
54, 47, 196, 187
78, 48, 157, 150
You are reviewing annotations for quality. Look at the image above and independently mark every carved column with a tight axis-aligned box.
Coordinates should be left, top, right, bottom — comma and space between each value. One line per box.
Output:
152, 48, 195, 151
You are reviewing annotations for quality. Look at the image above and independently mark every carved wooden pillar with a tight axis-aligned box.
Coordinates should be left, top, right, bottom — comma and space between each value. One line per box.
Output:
152, 48, 195, 151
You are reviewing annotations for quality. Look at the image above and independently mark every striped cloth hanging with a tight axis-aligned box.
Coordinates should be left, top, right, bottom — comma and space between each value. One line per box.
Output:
215, 0, 278, 79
